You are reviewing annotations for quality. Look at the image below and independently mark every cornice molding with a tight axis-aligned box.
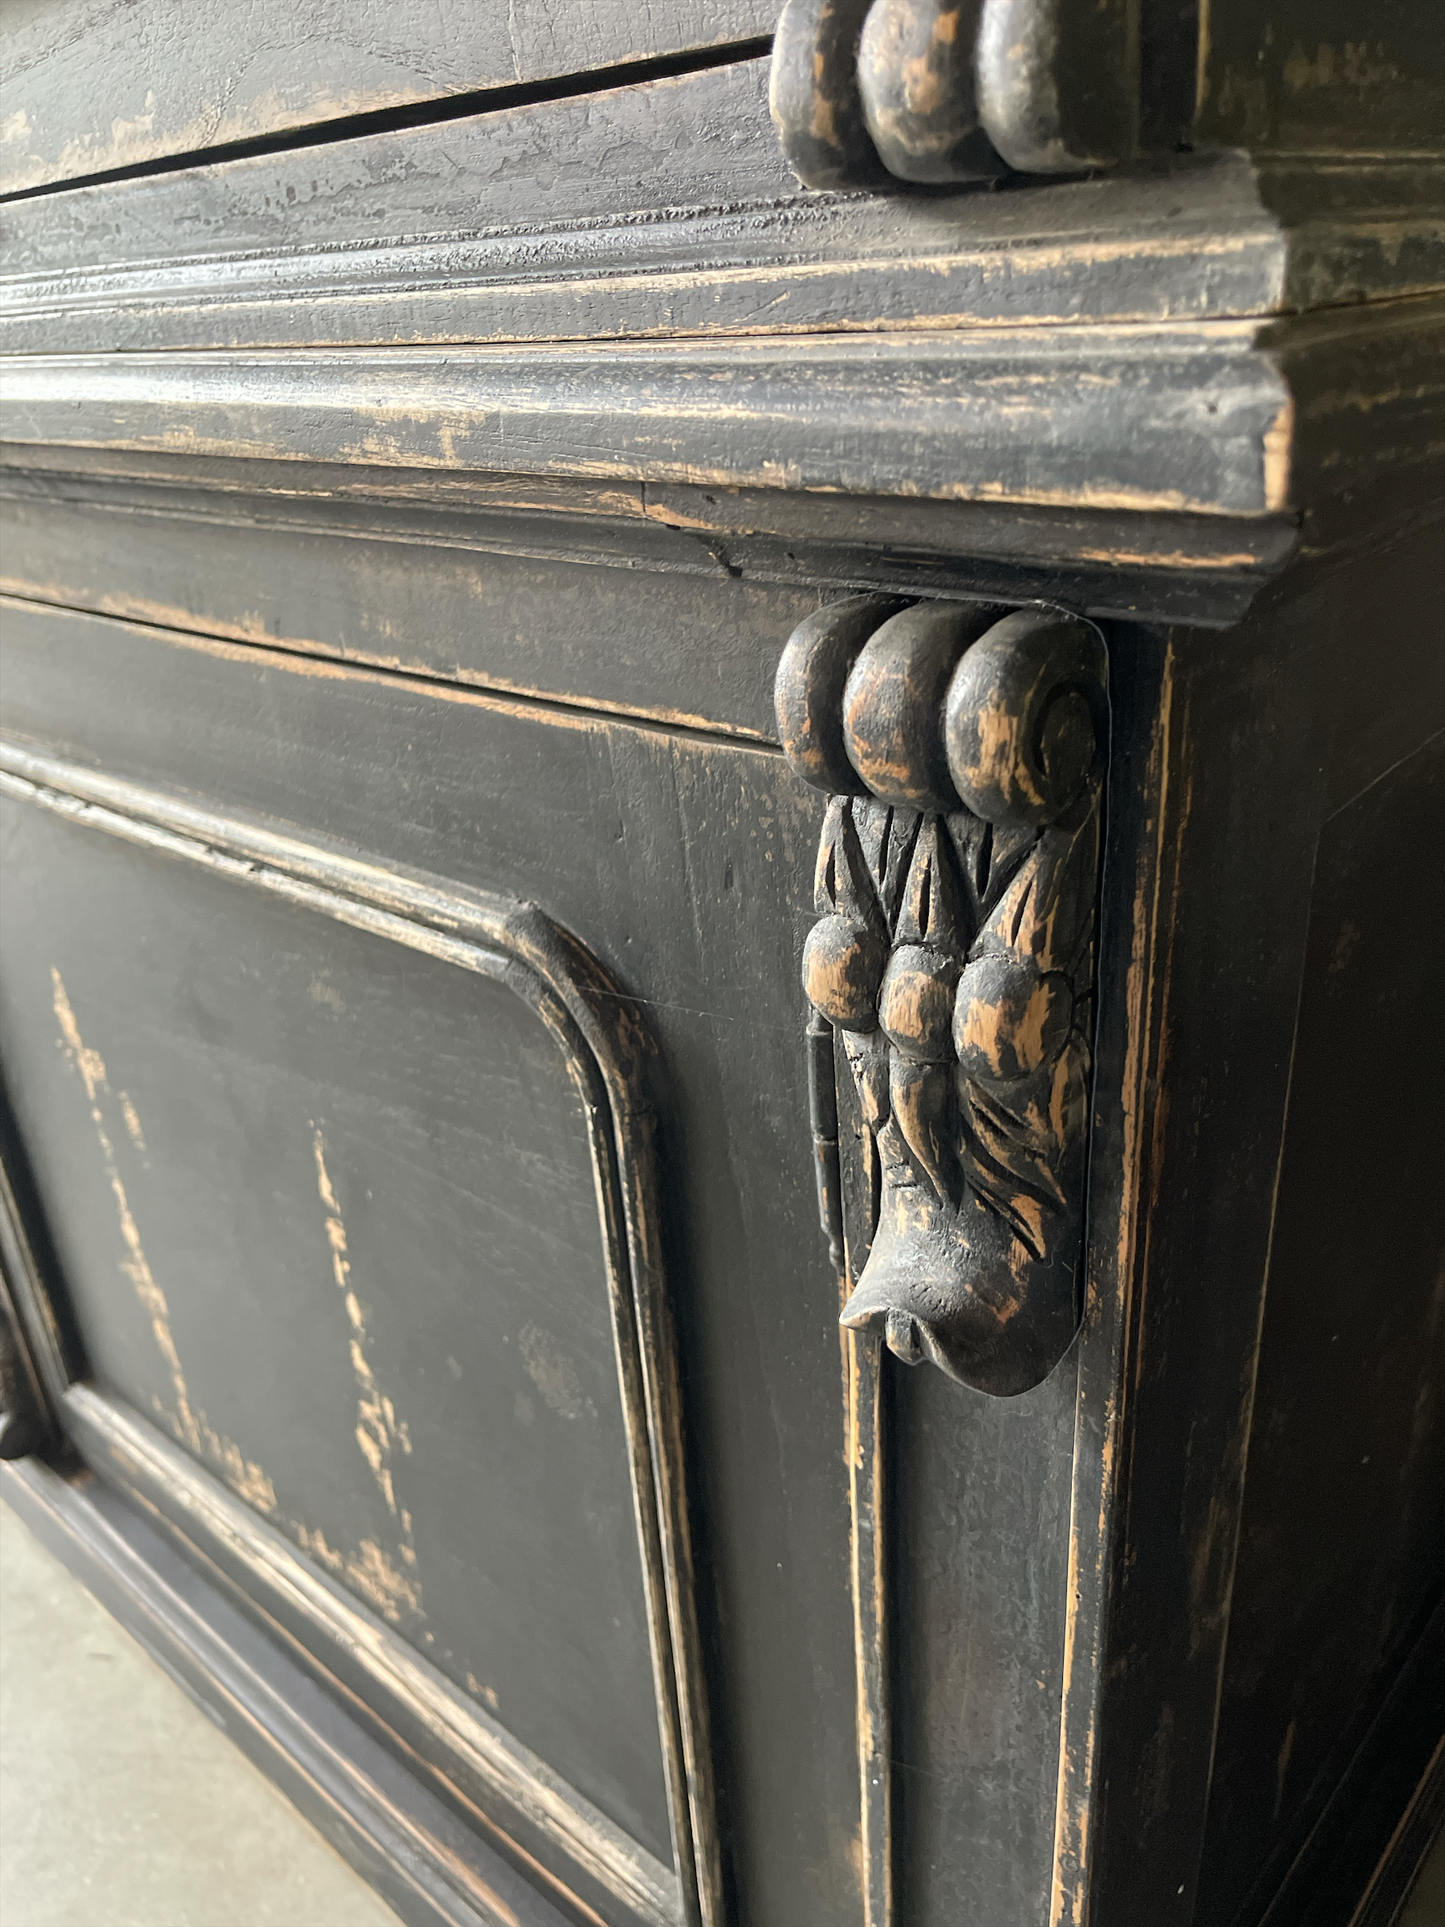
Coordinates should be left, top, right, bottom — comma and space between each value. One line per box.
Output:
3, 61, 1441, 359
0, 325, 1293, 516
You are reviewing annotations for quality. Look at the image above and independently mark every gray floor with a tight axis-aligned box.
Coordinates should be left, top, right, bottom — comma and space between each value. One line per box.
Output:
2, 1494, 1441, 1927
0, 1498, 400, 1927
1406, 1826, 1445, 1927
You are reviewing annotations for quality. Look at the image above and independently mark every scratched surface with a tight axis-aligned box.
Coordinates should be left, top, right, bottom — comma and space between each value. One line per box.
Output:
0, 0, 775, 194
0, 590, 1105, 1926
0, 804, 676, 1867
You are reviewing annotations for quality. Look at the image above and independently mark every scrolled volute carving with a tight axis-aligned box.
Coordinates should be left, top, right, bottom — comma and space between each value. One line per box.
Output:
770, 0, 1133, 193
778, 597, 1107, 1396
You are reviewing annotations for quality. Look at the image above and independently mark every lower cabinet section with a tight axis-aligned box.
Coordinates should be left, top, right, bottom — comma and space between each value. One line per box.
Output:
0, 596, 1085, 1927
2, 562, 1441, 1927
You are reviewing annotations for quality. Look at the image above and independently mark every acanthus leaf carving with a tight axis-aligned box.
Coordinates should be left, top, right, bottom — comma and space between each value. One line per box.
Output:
778, 597, 1107, 1396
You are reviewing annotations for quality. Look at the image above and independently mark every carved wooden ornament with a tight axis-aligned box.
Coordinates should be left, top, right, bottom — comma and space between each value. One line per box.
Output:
778, 599, 1107, 1396
770, 0, 1134, 192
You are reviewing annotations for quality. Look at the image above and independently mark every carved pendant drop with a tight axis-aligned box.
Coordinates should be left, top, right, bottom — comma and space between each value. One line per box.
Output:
778, 599, 1107, 1395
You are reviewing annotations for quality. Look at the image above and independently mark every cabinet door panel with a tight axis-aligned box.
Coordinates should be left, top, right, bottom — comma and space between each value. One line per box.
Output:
0, 799, 676, 1864
0, 594, 864, 1927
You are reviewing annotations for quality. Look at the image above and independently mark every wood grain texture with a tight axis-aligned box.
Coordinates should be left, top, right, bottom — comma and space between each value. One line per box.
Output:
0, 488, 824, 745
4, 25, 1444, 1919
0, 596, 868, 1927
0, 589, 1110, 1926
813, 1026, 894, 1927
831, 957, 1078, 1927
1068, 528, 1445, 1927
844, 1324, 891, 1927
10, 53, 1440, 361
1216, 1594, 1445, 1927
1194, 729, 1445, 1927
0, 160, 1300, 361
2, 58, 1436, 362
1194, 0, 1445, 155
0, 0, 776, 194
59, 1387, 681, 1927
1044, 622, 1175, 1927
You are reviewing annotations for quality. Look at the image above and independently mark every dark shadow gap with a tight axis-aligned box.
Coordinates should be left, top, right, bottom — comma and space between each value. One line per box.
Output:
1, 36, 775, 205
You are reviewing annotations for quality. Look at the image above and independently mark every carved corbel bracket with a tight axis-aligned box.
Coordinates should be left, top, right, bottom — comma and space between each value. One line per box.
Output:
778, 598, 1107, 1396
769, 0, 1136, 192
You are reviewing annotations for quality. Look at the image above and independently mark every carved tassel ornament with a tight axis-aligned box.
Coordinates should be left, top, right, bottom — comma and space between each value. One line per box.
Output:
777, 599, 1107, 1396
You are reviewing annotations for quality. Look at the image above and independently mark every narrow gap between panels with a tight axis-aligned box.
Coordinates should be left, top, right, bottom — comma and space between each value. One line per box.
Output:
0, 588, 786, 756
0, 36, 775, 205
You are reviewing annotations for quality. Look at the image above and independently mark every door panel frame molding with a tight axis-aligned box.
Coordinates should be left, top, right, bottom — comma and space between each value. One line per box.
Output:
0, 736, 722, 1927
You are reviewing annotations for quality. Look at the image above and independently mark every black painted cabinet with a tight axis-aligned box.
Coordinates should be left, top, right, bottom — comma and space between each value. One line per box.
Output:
1, 7, 1442, 1927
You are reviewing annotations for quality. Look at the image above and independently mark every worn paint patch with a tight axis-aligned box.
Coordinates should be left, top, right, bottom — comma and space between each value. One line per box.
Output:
1282, 40, 1401, 95
518, 1320, 596, 1422
312, 1127, 414, 1511
118, 1090, 147, 1153
293, 1521, 423, 1624
308, 975, 347, 1013
312, 1125, 420, 1610
49, 970, 427, 1626
465, 1670, 503, 1713
51, 967, 273, 1509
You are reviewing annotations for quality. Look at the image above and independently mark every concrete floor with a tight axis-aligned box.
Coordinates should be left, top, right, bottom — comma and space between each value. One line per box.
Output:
2, 1494, 1440, 1927
0, 1499, 400, 1927
1410, 1830, 1445, 1926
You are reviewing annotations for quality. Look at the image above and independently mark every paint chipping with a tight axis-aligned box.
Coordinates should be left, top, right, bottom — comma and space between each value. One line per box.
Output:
465, 1671, 502, 1713
294, 1522, 422, 1624
118, 1091, 147, 1153
308, 976, 347, 1013
48, 974, 425, 1629
51, 968, 273, 1509
48, 978, 427, 1626
312, 1126, 420, 1607
313, 1126, 413, 1514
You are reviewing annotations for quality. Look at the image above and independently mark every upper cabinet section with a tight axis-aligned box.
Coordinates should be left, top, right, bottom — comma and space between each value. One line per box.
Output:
6, 54, 1441, 363
0, 0, 776, 194
8, 0, 1443, 204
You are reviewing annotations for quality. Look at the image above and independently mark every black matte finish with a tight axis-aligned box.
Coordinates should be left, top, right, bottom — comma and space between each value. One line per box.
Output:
2, 7, 1443, 1925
